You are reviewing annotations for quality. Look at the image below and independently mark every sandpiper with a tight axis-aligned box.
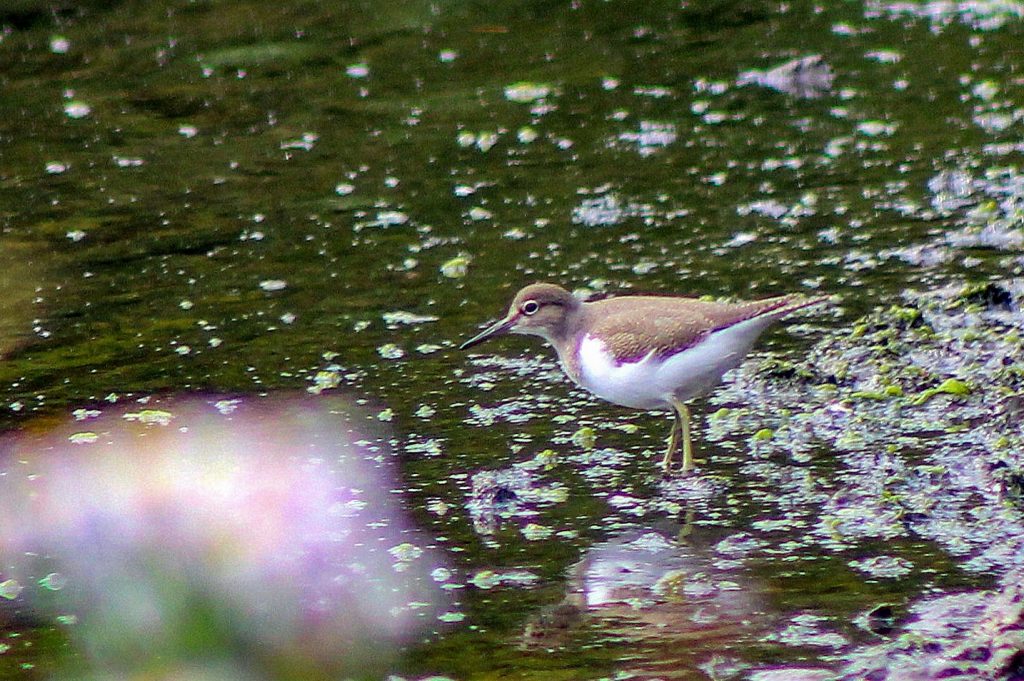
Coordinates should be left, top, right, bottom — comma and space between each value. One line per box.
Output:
460, 283, 827, 473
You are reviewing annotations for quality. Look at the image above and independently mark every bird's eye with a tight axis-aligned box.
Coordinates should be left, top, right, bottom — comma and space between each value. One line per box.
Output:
521, 300, 540, 315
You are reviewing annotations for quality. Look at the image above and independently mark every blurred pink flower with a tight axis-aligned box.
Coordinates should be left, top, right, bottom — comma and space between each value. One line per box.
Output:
0, 394, 447, 678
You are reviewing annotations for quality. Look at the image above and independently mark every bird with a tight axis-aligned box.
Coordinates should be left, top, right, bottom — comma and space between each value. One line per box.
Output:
459, 283, 828, 473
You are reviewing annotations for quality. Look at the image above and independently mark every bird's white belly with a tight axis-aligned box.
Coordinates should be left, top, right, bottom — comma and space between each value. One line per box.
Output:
576, 317, 772, 410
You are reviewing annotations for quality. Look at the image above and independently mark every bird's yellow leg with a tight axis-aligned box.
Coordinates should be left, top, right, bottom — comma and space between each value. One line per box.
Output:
670, 399, 694, 472
660, 408, 683, 473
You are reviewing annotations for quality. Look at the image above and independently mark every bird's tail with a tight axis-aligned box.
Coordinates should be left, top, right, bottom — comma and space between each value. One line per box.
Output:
764, 293, 832, 319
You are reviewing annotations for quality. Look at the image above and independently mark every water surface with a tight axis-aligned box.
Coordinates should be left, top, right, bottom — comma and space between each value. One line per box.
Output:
2, 0, 1024, 679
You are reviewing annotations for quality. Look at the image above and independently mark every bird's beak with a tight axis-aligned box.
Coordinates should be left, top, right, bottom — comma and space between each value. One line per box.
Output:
459, 314, 516, 350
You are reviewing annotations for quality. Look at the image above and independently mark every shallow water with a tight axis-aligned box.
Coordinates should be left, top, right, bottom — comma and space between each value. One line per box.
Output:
2, 0, 1024, 679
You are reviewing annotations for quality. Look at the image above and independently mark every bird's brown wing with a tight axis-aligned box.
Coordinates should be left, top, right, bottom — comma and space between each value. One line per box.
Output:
582, 295, 805, 362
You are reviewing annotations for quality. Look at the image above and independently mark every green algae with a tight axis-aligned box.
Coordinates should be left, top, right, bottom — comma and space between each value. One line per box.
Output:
910, 378, 972, 405
122, 409, 174, 426
570, 426, 597, 450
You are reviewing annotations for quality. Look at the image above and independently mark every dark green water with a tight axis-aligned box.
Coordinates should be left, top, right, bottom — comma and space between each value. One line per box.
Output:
3, 0, 1024, 679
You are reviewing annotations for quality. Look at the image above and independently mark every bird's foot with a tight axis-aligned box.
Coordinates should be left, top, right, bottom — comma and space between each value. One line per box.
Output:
661, 463, 704, 478
661, 456, 708, 478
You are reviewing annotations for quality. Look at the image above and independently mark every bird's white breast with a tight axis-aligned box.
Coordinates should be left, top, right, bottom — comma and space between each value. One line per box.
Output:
576, 316, 775, 410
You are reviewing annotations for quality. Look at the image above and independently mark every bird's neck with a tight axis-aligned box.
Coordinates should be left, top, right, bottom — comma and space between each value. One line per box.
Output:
546, 306, 586, 383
